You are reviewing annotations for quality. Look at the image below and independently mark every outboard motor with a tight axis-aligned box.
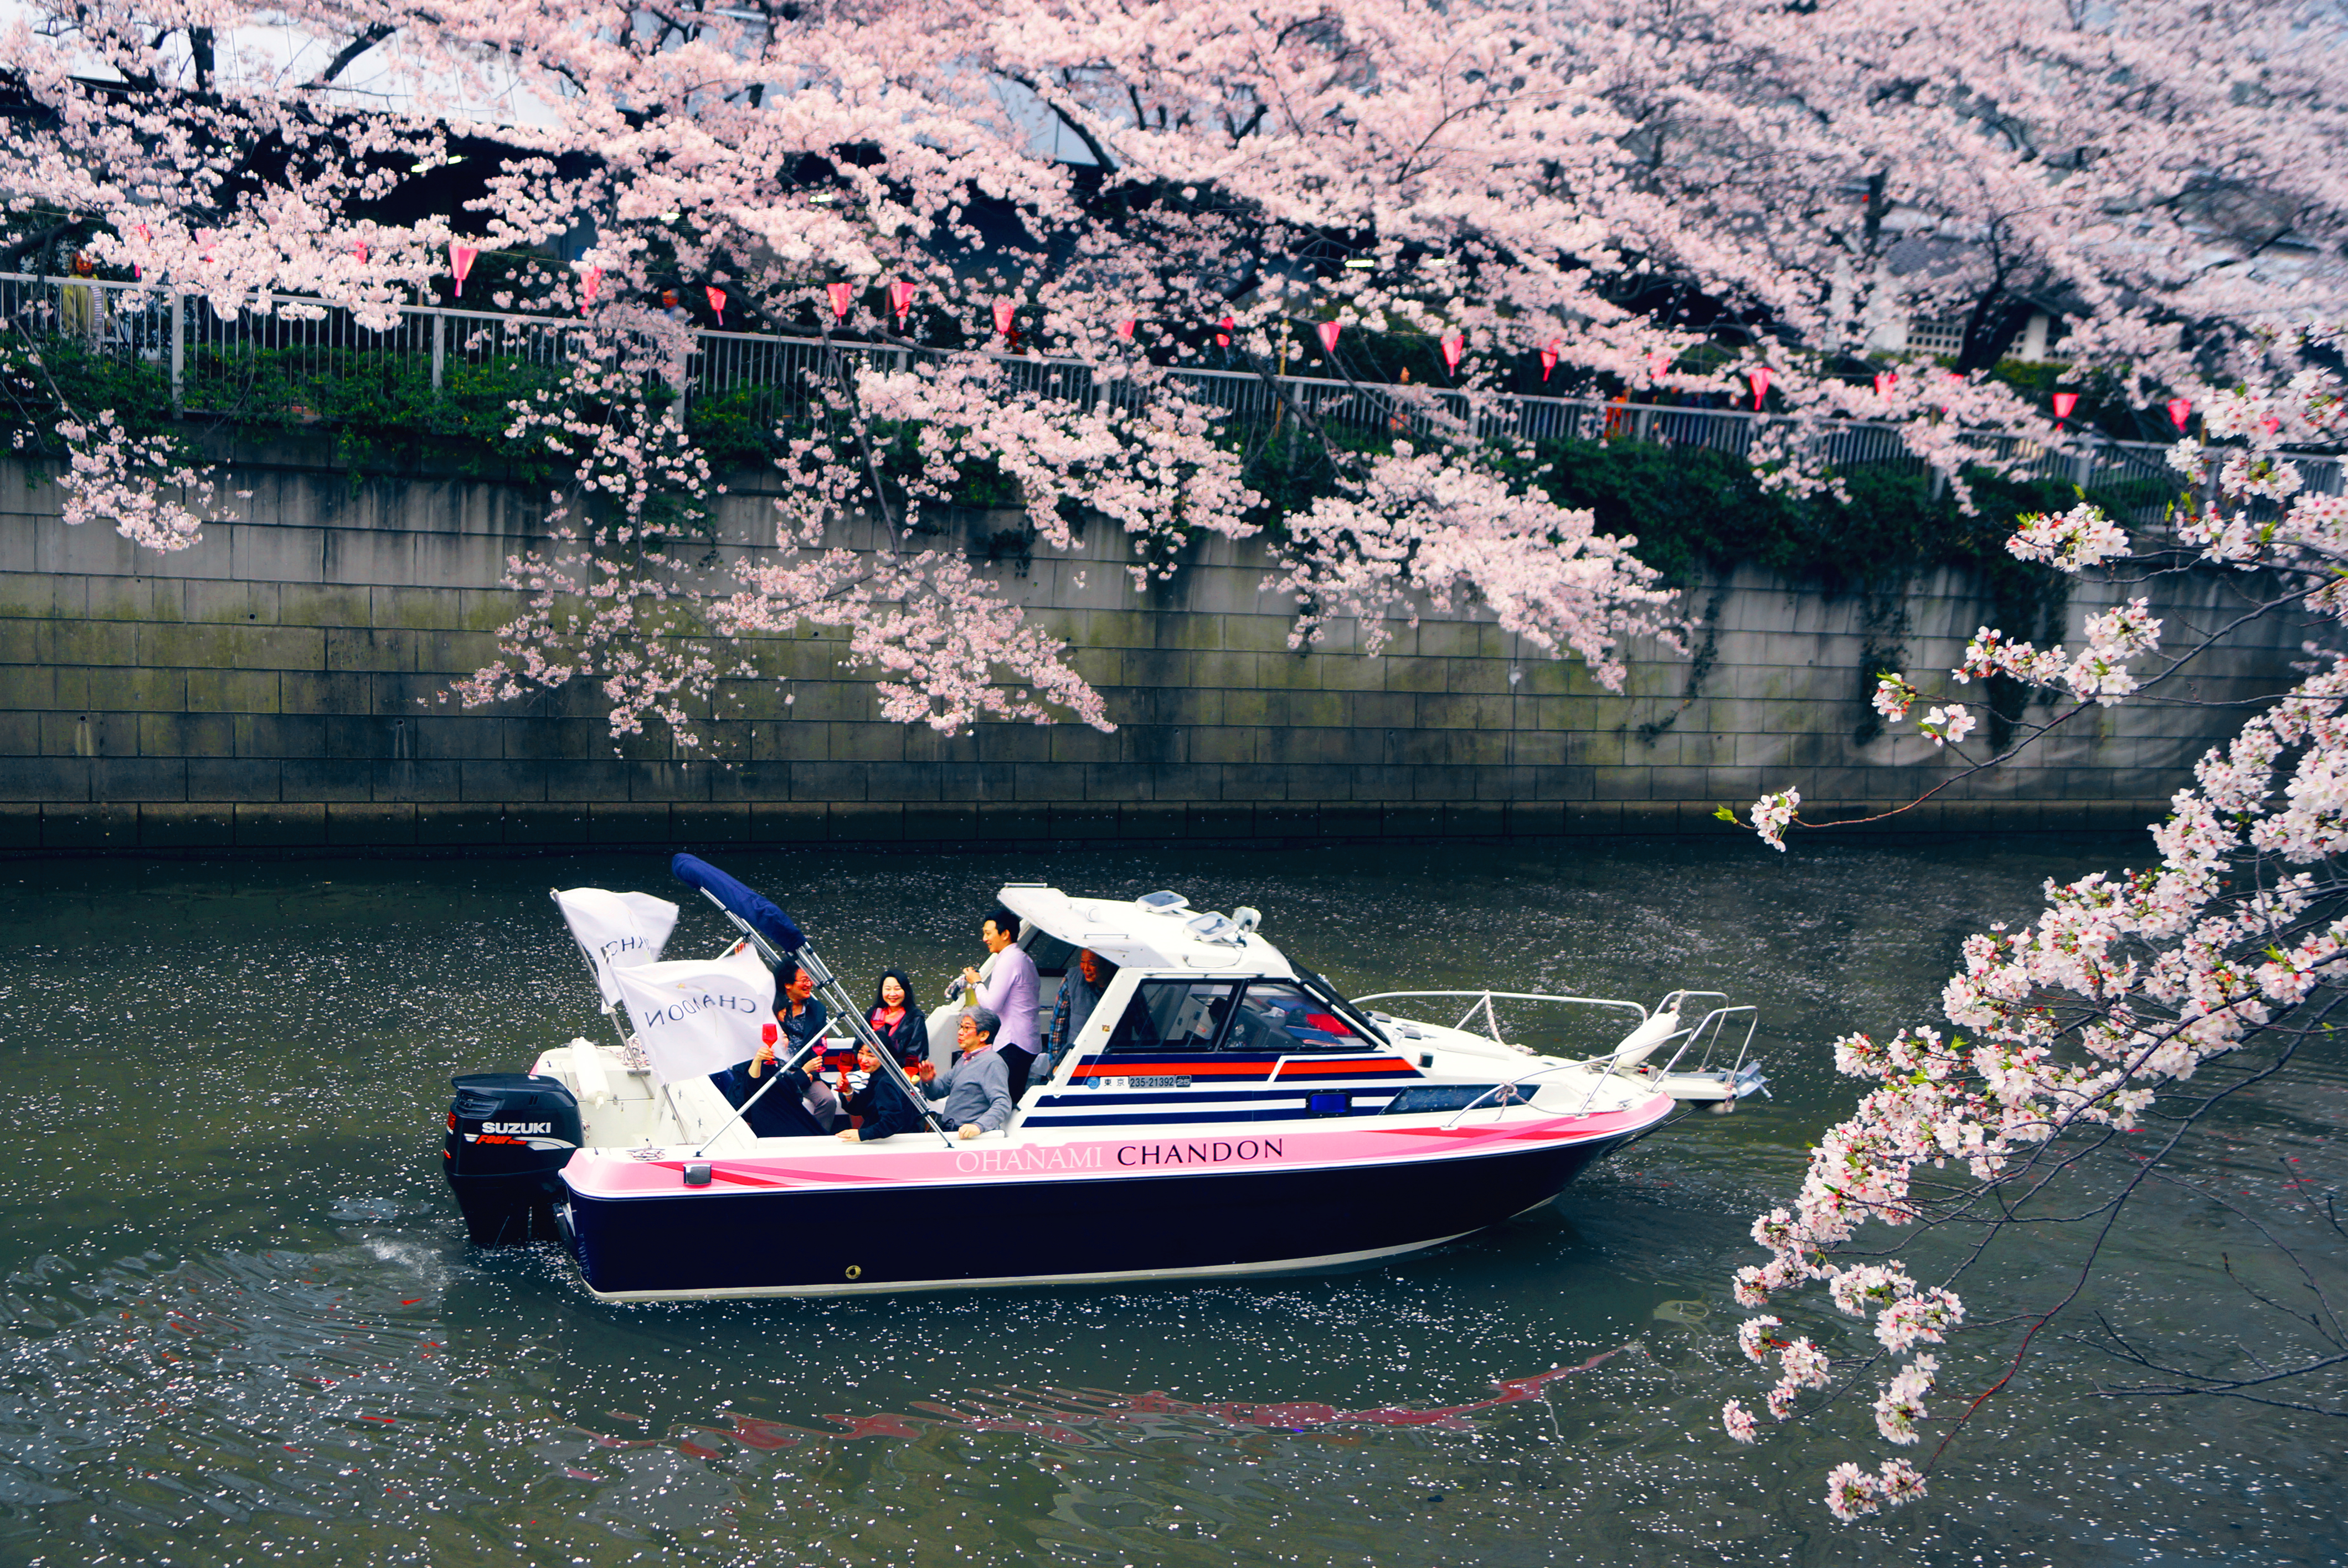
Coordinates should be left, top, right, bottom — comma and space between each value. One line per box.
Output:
444, 1072, 582, 1246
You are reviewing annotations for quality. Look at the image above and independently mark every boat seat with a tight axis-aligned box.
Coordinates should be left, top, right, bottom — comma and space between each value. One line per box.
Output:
661, 1075, 759, 1154
567, 1038, 615, 1107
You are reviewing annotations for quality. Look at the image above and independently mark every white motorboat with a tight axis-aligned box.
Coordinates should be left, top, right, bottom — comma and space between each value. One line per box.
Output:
441, 862, 1764, 1300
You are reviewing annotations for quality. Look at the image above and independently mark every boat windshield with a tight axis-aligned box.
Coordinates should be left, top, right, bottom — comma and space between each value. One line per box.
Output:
1287, 966, 1391, 1046
1222, 981, 1367, 1054
1105, 980, 1238, 1054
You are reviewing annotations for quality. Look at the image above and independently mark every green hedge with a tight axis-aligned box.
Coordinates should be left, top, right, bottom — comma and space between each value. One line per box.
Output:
0, 332, 2163, 618
1525, 438, 2133, 592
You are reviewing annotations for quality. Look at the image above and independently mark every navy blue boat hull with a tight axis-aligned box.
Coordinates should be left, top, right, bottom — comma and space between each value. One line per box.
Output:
563, 1129, 1632, 1298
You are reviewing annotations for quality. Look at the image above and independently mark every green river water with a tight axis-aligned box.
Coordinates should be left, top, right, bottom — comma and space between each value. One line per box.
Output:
0, 838, 2336, 1566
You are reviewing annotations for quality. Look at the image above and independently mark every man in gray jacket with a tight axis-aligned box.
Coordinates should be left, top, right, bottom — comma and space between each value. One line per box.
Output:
917, 1006, 1012, 1139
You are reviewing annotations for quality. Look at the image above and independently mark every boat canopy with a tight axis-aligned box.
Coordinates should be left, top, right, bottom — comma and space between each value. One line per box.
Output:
672, 853, 807, 955
993, 885, 1291, 976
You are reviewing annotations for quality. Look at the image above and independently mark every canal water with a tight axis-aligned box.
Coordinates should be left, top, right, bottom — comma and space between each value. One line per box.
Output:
0, 838, 2335, 1565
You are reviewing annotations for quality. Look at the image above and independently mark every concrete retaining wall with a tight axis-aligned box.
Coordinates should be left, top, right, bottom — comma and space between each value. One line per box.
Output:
0, 448, 2298, 852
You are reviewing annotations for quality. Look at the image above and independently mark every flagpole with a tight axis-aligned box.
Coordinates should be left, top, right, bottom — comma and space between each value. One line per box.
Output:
692, 889, 957, 1147
549, 888, 642, 1058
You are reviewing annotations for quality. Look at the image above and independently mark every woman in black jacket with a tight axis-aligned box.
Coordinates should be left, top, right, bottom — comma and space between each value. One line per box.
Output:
866, 969, 928, 1071
835, 1040, 927, 1142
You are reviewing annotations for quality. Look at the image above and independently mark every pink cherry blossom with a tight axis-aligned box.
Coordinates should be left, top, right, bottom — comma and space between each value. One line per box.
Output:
1727, 370, 2348, 1514
1824, 1462, 1882, 1523
2008, 503, 2130, 572
52, 412, 233, 552
13, 0, 2343, 758
1918, 704, 1974, 749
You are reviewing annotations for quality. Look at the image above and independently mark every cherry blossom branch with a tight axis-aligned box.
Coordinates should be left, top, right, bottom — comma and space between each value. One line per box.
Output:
1719, 368, 2348, 1515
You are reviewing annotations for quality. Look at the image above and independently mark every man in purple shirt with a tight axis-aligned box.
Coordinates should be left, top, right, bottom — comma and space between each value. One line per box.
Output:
962, 906, 1041, 1101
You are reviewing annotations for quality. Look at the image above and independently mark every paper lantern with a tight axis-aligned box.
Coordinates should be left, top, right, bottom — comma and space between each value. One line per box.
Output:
1748, 366, 1773, 409
1440, 333, 1464, 373
352, 241, 367, 265
827, 282, 854, 320
1539, 340, 1560, 381
1116, 318, 1136, 342
2052, 391, 2078, 425
1317, 321, 1342, 353
449, 243, 478, 297
2167, 398, 2192, 432
993, 299, 1015, 337
1216, 314, 1234, 347
1873, 370, 1897, 398
705, 285, 727, 323
2262, 415, 2282, 434
580, 265, 603, 307
889, 280, 916, 324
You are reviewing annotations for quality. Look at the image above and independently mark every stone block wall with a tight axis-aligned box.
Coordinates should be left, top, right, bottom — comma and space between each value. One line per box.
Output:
0, 449, 2302, 853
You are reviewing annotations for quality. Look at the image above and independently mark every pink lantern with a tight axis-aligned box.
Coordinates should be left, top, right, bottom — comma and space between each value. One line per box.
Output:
889, 279, 916, 324
1873, 370, 1897, 398
2167, 397, 2192, 432
706, 285, 727, 323
1317, 320, 1342, 353
448, 242, 478, 297
1539, 339, 1560, 381
1748, 366, 1773, 409
2052, 391, 2078, 426
827, 281, 854, 320
1440, 333, 1464, 373
993, 298, 1015, 338
1216, 314, 1234, 347
2262, 414, 2283, 434
1116, 318, 1136, 342
197, 228, 215, 261
580, 266, 603, 307
352, 240, 367, 265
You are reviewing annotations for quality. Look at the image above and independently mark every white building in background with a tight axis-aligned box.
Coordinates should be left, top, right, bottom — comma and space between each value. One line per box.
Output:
1870, 310, 2062, 362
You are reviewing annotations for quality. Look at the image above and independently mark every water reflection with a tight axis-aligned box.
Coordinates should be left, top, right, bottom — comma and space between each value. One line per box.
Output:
0, 839, 2339, 1564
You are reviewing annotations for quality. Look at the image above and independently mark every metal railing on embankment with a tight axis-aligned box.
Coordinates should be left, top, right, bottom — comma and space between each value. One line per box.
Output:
4, 271, 2339, 516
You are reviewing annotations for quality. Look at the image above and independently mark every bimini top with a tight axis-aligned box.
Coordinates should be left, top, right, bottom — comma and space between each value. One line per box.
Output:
993, 885, 1291, 976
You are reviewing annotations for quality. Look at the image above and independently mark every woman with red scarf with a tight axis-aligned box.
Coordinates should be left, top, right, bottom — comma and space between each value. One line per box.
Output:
865, 969, 928, 1071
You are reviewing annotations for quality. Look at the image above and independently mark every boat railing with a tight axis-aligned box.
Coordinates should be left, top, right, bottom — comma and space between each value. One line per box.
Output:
1651, 1006, 1760, 1083
1657, 990, 1731, 1019
1438, 1058, 1611, 1129
1352, 989, 1649, 1054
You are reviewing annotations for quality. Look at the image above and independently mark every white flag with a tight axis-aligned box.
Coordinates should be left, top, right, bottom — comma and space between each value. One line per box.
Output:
555, 888, 680, 1006
612, 948, 776, 1086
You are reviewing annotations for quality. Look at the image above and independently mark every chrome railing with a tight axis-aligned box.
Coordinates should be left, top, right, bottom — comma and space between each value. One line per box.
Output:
5, 272, 2338, 513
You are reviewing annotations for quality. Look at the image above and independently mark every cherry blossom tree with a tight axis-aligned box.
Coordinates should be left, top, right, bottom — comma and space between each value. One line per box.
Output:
1722, 361, 2348, 1519
0, 0, 2342, 746
1591, 1, 2348, 388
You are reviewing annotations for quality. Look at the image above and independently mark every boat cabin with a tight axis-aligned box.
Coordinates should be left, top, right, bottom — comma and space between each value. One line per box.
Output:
983, 885, 1440, 1128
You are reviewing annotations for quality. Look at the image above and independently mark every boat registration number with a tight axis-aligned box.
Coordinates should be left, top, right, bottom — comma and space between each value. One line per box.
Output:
1096, 1075, 1193, 1091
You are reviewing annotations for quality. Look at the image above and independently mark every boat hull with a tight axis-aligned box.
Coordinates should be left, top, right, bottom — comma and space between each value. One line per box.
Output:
561, 1110, 1658, 1300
